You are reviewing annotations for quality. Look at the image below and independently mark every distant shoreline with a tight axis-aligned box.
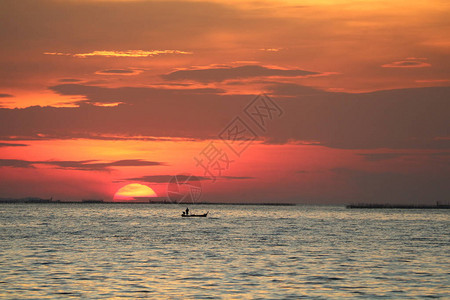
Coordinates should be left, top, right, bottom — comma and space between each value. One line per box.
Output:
0, 198, 297, 206
1, 198, 449, 208
346, 204, 450, 209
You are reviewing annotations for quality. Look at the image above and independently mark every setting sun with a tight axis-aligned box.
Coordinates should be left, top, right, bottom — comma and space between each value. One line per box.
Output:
113, 183, 157, 201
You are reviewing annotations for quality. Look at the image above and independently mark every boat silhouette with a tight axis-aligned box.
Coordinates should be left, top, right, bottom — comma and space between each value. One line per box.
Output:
181, 211, 208, 217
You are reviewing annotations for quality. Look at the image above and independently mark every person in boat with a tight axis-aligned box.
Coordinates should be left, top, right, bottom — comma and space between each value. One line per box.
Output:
185, 207, 189, 215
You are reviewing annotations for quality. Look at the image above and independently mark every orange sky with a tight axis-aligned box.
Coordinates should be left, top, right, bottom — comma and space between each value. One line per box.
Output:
0, 0, 449, 204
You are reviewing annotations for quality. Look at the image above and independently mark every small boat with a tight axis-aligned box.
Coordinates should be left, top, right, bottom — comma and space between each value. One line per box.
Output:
181, 211, 208, 217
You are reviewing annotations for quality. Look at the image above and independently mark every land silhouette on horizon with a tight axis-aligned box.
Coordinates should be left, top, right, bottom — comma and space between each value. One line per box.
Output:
1, 197, 449, 209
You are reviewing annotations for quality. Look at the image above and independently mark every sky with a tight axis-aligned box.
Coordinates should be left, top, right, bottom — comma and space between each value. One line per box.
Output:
0, 0, 449, 204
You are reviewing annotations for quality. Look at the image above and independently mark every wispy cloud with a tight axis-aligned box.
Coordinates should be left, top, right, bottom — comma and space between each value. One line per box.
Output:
357, 151, 450, 161
58, 78, 82, 83
259, 48, 283, 52
49, 83, 226, 106
357, 153, 409, 161
0, 94, 14, 98
43, 52, 69, 56
0, 159, 164, 171
95, 69, 143, 75
295, 170, 310, 174
44, 50, 192, 58
382, 57, 430, 68
162, 65, 319, 83
0, 142, 28, 148
415, 79, 450, 83
122, 174, 255, 183
1, 133, 197, 142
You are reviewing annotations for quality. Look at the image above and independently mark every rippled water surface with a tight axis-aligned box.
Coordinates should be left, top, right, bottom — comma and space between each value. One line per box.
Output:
0, 204, 449, 299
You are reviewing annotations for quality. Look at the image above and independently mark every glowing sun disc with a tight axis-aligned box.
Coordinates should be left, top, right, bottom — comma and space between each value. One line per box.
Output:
114, 183, 157, 201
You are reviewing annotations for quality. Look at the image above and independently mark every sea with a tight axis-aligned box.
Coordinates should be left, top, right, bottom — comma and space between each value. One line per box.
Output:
0, 204, 449, 299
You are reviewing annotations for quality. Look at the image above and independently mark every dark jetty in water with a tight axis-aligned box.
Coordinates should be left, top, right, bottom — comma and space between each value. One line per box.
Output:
347, 203, 450, 209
